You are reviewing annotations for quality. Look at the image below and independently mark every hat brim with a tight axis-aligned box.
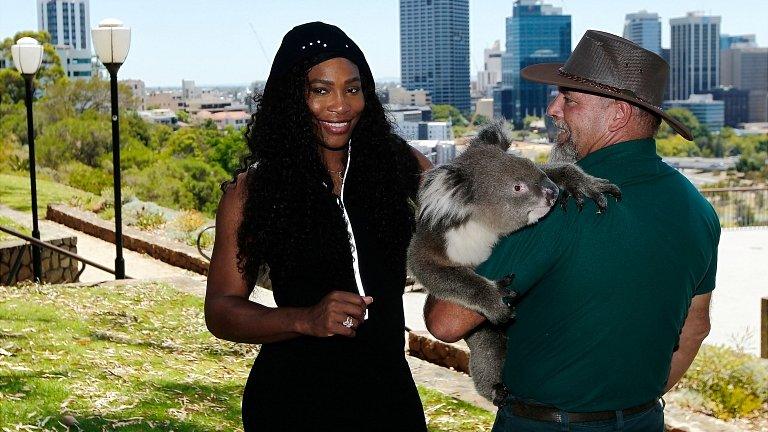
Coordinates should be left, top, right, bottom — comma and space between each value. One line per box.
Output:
521, 63, 693, 141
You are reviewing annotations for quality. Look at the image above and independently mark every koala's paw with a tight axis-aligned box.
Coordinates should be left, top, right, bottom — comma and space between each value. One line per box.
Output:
492, 383, 509, 407
484, 296, 515, 325
558, 167, 621, 213
496, 274, 517, 308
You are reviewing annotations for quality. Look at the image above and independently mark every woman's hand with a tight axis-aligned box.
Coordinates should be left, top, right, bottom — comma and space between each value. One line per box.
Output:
297, 291, 373, 337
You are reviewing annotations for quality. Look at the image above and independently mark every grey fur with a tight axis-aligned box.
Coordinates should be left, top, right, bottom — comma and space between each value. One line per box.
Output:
408, 120, 621, 404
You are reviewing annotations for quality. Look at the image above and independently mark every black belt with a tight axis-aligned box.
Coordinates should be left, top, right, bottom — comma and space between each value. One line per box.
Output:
508, 399, 658, 423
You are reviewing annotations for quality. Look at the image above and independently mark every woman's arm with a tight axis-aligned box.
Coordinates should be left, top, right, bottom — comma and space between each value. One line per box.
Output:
410, 145, 434, 174
204, 173, 371, 344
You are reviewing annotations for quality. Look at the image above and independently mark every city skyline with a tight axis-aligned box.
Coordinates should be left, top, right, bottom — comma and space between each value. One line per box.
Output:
1, 0, 767, 86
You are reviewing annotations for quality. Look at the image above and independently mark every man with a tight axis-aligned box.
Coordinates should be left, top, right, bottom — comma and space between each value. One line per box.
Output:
424, 30, 720, 431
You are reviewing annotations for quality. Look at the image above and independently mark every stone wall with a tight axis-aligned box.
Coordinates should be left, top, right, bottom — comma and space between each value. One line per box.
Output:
0, 236, 79, 285
47, 204, 209, 275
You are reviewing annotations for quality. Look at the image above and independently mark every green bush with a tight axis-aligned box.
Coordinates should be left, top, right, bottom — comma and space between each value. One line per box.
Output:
134, 208, 166, 231
62, 161, 112, 195
0, 214, 30, 241
677, 345, 768, 419
36, 116, 111, 169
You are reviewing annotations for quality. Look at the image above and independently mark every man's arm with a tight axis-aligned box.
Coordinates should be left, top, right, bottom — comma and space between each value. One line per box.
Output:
664, 292, 712, 392
423, 295, 487, 343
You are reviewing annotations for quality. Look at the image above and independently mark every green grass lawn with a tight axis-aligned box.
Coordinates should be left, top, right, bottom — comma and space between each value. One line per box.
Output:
0, 173, 94, 215
0, 215, 31, 242
0, 282, 493, 431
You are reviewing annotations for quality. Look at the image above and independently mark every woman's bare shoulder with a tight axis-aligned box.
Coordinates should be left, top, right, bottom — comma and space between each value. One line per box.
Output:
218, 172, 249, 225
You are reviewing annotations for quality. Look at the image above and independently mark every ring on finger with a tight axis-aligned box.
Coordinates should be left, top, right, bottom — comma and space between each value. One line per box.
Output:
342, 316, 354, 328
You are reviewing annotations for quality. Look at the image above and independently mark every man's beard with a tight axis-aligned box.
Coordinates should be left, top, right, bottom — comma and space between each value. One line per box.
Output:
548, 120, 578, 164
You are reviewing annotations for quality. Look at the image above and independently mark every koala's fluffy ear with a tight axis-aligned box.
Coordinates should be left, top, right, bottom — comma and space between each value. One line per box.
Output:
472, 120, 512, 151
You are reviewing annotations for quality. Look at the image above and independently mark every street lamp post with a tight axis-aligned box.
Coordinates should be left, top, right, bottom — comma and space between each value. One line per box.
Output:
92, 19, 131, 279
11, 37, 44, 282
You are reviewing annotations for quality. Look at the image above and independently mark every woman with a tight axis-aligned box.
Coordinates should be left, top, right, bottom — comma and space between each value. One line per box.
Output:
204, 22, 431, 430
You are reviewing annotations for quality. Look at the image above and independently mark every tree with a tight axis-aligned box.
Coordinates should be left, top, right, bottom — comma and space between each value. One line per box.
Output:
0, 102, 27, 145
209, 127, 248, 174
0, 31, 64, 103
36, 116, 111, 168
432, 104, 469, 126
0, 69, 25, 104
37, 76, 137, 124
658, 108, 696, 137
176, 110, 191, 123
162, 127, 213, 159
655, 134, 700, 157
523, 115, 542, 130
472, 114, 489, 126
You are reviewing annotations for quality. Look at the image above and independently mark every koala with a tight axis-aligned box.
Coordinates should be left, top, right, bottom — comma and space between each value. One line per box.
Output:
407, 121, 621, 405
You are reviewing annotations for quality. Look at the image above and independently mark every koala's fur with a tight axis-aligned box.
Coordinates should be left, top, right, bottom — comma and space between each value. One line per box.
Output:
407, 121, 620, 405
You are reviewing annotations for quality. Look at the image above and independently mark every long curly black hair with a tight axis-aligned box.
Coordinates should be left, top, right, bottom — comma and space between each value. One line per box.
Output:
226, 58, 420, 299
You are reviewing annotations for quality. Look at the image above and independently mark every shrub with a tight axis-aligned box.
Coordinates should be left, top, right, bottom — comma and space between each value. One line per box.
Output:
174, 209, 207, 233
68, 193, 107, 213
134, 207, 166, 231
98, 206, 114, 221
185, 229, 214, 249
677, 344, 768, 420
36, 117, 111, 169
62, 161, 112, 195
98, 185, 136, 208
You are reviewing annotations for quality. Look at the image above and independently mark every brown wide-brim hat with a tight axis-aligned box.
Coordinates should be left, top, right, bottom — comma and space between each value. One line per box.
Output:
521, 30, 692, 141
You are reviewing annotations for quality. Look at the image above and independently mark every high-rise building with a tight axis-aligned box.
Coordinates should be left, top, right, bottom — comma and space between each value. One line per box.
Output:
400, 0, 470, 112
720, 34, 757, 51
497, 0, 570, 127
721, 47, 768, 91
182, 79, 199, 101
708, 86, 750, 127
476, 40, 502, 97
721, 46, 768, 122
623, 11, 661, 55
669, 12, 721, 101
37, 0, 92, 80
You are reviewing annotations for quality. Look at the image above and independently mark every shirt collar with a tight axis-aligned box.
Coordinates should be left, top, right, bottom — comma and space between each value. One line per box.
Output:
575, 138, 661, 183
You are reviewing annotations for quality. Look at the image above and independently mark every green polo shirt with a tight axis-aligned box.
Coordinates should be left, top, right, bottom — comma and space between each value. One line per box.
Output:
476, 138, 720, 412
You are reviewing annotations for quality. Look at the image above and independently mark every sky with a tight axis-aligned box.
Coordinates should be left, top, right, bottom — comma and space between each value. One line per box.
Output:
1, 0, 767, 87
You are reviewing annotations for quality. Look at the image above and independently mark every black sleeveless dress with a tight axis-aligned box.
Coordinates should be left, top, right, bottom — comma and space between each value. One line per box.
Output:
241, 139, 427, 431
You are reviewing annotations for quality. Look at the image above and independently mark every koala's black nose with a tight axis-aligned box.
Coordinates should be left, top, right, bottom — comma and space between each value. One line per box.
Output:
546, 187, 558, 200
543, 180, 559, 205
545, 187, 558, 203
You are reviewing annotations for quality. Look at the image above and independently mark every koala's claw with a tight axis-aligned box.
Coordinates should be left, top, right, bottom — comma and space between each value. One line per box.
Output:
496, 274, 518, 308
590, 191, 608, 211
497, 273, 515, 289
500, 291, 516, 308
575, 194, 585, 212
